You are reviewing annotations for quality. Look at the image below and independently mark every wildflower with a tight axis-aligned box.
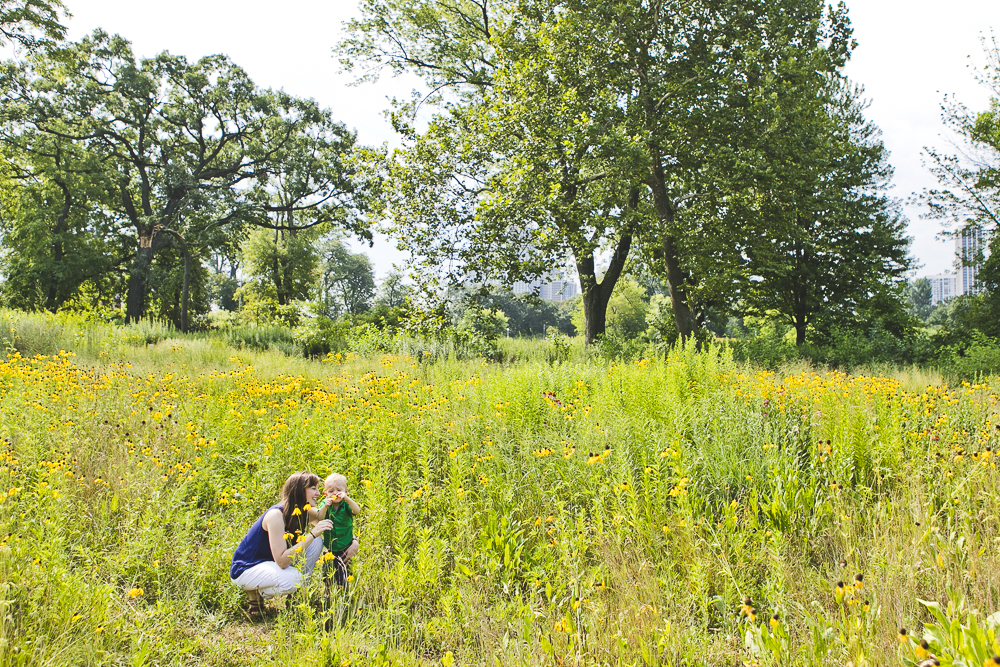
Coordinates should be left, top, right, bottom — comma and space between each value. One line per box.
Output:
95, 626, 104, 634
898, 628, 910, 644
915, 639, 930, 660
985, 657, 1000, 667
740, 597, 754, 617
835, 581, 846, 604
126, 588, 143, 598
302, 503, 311, 511
853, 573, 864, 591
291, 507, 302, 516
71, 613, 82, 622
769, 612, 780, 629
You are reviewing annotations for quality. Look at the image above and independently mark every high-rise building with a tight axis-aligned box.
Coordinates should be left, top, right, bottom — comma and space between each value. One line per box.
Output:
513, 270, 578, 302
927, 273, 960, 305
955, 226, 987, 296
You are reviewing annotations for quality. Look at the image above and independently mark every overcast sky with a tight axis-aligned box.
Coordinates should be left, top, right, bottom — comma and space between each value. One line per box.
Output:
63, 0, 1000, 280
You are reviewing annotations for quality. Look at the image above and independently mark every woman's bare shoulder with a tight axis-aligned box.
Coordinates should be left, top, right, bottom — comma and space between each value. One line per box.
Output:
261, 507, 283, 531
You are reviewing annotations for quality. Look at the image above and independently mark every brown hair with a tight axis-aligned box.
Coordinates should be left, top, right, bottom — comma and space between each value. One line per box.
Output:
280, 471, 320, 537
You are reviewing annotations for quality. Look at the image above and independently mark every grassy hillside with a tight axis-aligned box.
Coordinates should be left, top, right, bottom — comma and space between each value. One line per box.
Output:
0, 314, 998, 665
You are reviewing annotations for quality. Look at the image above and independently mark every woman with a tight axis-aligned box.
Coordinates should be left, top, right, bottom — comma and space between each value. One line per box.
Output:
230, 471, 332, 615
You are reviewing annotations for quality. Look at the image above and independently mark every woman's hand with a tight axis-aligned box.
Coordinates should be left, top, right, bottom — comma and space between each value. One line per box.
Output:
311, 519, 333, 535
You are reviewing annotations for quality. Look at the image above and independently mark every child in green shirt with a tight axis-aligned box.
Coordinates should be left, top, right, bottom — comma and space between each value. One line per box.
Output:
316, 473, 360, 587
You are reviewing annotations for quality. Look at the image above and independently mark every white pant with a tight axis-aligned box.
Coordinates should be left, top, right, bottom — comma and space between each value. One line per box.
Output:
231, 537, 323, 599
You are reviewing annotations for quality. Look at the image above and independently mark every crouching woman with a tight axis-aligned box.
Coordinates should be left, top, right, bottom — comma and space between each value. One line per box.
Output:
230, 471, 332, 615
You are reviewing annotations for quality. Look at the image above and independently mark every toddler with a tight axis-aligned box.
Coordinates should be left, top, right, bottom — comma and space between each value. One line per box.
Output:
316, 473, 360, 587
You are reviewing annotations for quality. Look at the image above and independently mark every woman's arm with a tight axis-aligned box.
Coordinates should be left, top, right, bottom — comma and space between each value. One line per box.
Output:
262, 509, 332, 569
308, 500, 330, 521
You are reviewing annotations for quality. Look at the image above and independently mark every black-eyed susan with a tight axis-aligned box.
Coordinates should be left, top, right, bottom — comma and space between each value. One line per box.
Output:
915, 639, 930, 660
853, 573, 864, 591
769, 612, 780, 629
985, 657, 1000, 667
898, 627, 910, 644
740, 597, 754, 618
835, 581, 847, 604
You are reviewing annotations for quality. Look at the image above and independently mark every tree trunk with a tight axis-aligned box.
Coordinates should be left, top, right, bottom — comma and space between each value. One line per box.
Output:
47, 181, 71, 311
647, 162, 696, 342
577, 256, 611, 344
661, 233, 696, 341
125, 233, 154, 323
574, 193, 637, 345
181, 251, 190, 333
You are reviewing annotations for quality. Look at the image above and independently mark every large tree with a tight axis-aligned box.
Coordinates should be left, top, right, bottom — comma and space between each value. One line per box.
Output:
341, 0, 860, 343
739, 82, 912, 345
3, 31, 367, 327
0, 0, 65, 52
920, 36, 1000, 299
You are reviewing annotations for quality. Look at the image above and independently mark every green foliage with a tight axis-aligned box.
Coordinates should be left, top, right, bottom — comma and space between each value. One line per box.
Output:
316, 236, 376, 317
2, 336, 998, 665
907, 278, 935, 321
912, 593, 1000, 667
242, 227, 320, 308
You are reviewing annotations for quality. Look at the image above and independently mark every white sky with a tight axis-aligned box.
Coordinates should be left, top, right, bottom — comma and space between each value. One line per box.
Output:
62, 0, 1000, 280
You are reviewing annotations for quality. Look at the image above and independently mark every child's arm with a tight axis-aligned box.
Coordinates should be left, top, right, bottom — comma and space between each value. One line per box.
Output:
342, 493, 361, 515
309, 498, 331, 521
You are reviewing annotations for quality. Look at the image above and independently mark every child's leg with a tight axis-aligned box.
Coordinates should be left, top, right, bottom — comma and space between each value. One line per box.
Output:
341, 538, 359, 563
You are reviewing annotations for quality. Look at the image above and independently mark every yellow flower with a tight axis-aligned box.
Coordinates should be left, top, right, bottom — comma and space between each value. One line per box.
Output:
126, 588, 143, 598
291, 507, 302, 516
915, 640, 930, 660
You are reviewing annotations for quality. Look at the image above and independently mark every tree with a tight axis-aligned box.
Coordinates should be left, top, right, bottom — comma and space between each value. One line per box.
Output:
0, 0, 66, 52
919, 35, 1000, 333
242, 226, 319, 308
739, 82, 912, 346
316, 237, 375, 317
3, 31, 367, 329
0, 132, 122, 311
907, 278, 934, 321
342, 0, 859, 344
375, 270, 412, 308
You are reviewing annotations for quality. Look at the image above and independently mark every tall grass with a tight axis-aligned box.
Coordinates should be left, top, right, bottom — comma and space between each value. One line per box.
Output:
0, 320, 997, 665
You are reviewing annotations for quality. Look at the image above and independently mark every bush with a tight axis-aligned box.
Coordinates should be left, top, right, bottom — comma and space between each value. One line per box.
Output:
292, 317, 349, 358
222, 324, 298, 354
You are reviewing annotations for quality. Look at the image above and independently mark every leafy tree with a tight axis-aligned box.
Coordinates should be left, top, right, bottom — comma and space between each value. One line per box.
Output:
739, 82, 912, 346
907, 278, 934, 321
3, 31, 367, 328
316, 237, 376, 317
375, 270, 412, 309
0, 133, 122, 310
919, 35, 1000, 336
572, 277, 648, 339
0, 0, 66, 52
342, 0, 860, 345
242, 227, 319, 308
476, 288, 573, 337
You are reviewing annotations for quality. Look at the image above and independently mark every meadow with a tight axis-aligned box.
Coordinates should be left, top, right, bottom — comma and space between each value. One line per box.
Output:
0, 313, 998, 666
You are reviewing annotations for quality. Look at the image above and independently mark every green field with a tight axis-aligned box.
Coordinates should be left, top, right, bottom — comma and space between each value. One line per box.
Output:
1, 322, 998, 666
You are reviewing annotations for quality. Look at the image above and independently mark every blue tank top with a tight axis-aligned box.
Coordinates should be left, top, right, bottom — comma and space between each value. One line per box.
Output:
230, 504, 283, 579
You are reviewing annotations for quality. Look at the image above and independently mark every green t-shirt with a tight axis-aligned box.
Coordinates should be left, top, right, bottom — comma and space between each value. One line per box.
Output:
318, 498, 354, 553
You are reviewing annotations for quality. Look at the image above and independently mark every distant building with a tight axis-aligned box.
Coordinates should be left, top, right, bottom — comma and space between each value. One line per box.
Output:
956, 226, 987, 296
513, 270, 578, 302
927, 273, 960, 305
